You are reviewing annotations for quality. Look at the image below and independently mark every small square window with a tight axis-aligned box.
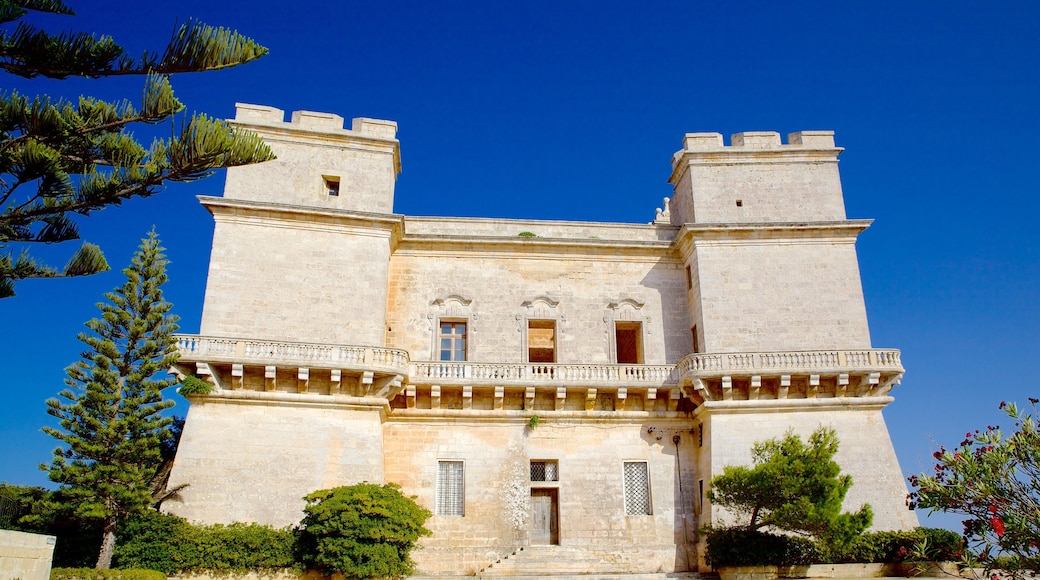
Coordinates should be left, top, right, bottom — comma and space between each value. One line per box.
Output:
324, 176, 340, 196
530, 460, 559, 482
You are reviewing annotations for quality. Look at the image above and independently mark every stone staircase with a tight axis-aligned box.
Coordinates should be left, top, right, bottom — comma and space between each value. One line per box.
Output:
467, 545, 704, 579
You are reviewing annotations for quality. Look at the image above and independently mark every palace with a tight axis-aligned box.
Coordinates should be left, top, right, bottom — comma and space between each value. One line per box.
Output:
166, 104, 917, 575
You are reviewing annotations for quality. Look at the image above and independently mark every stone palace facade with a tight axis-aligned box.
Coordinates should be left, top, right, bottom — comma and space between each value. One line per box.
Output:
166, 103, 918, 575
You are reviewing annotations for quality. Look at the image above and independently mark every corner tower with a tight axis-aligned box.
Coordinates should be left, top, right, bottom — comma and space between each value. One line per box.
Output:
669, 131, 918, 553
166, 105, 405, 526
670, 131, 871, 353
198, 103, 402, 346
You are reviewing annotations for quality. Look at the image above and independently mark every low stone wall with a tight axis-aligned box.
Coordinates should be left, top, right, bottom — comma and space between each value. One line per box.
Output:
718, 562, 965, 580
0, 529, 57, 580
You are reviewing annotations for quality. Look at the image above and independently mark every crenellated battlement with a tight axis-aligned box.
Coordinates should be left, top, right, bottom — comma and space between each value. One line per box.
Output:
672, 130, 840, 165
221, 104, 400, 215
231, 103, 398, 140
668, 129, 848, 226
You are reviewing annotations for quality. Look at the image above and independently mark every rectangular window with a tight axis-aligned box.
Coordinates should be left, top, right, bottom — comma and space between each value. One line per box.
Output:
528, 320, 556, 363
685, 265, 692, 289
530, 460, 559, 482
324, 176, 340, 196
436, 460, 464, 516
615, 321, 643, 364
439, 321, 467, 362
691, 324, 700, 354
623, 461, 651, 515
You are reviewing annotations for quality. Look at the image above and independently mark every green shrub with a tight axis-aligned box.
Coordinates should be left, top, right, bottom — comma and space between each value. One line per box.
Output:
51, 569, 165, 580
113, 510, 295, 574
838, 527, 963, 563
296, 482, 432, 578
517, 231, 537, 237
703, 526, 821, 569
177, 375, 213, 396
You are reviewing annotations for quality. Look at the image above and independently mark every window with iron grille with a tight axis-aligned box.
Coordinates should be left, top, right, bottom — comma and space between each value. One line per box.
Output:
623, 461, 651, 515
437, 460, 465, 516
530, 460, 559, 482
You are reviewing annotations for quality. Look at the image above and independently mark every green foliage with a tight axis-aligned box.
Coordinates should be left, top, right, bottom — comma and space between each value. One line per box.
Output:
296, 482, 433, 578
176, 375, 213, 396
50, 568, 165, 580
0, 1, 275, 297
517, 231, 537, 237
0, 482, 50, 531
528, 414, 540, 429
834, 528, 963, 563
0, 483, 103, 567
113, 510, 296, 574
702, 526, 821, 569
909, 399, 1040, 578
42, 231, 180, 569
709, 427, 873, 554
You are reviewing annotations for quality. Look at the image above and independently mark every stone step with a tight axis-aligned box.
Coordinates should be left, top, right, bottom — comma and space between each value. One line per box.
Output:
469, 546, 701, 578
412, 575, 702, 580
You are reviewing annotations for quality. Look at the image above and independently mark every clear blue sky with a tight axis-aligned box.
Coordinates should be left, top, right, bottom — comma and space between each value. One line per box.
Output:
2, 1, 1038, 532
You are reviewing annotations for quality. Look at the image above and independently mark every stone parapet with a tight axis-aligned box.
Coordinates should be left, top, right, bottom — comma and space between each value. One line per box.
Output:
677, 348, 903, 404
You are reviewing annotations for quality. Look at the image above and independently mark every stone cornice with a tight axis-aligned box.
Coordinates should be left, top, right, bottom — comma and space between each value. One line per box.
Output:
385, 410, 696, 423
186, 390, 390, 417
673, 220, 872, 259
395, 234, 677, 259
199, 196, 405, 246
693, 396, 894, 416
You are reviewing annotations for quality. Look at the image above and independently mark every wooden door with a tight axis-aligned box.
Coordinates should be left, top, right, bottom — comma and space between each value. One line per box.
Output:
530, 488, 558, 545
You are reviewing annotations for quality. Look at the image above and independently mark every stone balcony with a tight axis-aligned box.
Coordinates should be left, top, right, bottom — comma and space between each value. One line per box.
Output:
173, 336, 903, 411
675, 349, 904, 404
173, 335, 410, 398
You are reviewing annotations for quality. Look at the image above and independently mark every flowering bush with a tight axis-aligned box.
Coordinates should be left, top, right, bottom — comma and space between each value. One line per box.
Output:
909, 398, 1040, 578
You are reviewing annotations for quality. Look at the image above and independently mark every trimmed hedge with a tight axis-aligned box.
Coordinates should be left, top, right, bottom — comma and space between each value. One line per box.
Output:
704, 526, 821, 569
113, 510, 295, 574
838, 528, 963, 563
703, 526, 963, 570
51, 569, 165, 580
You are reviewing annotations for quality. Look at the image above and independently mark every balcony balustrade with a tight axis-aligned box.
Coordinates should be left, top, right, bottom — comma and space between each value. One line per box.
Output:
411, 361, 677, 386
174, 336, 903, 407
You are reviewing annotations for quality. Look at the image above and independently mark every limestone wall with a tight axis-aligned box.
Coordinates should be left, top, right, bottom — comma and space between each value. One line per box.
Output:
224, 104, 400, 215
669, 131, 846, 225
385, 246, 691, 365
165, 397, 387, 528
0, 530, 55, 580
700, 400, 918, 533
198, 205, 394, 346
383, 416, 698, 575
693, 239, 872, 352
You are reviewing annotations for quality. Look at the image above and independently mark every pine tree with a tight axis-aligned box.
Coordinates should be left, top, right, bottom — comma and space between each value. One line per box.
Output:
0, 0, 276, 297
43, 230, 180, 569
709, 427, 873, 555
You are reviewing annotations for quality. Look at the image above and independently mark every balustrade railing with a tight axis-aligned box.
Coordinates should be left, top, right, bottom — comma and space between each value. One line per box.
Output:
411, 362, 677, 385
176, 335, 410, 370
178, 335, 900, 388
676, 349, 902, 378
